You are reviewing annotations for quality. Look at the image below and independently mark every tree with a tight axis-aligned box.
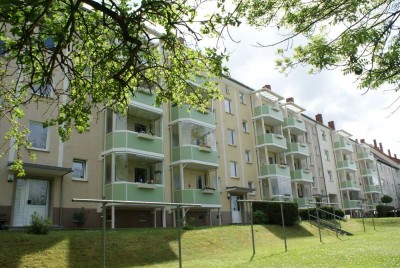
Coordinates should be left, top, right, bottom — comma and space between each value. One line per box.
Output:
0, 0, 240, 175
237, 0, 400, 112
381, 194, 393, 204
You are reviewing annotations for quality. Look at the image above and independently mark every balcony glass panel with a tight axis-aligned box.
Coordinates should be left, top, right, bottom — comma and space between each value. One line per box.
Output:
104, 183, 164, 202
343, 200, 361, 209
133, 90, 157, 106
291, 169, 313, 183
253, 104, 283, 125
283, 117, 306, 134
260, 164, 290, 177
334, 140, 354, 153
286, 143, 309, 158
294, 197, 316, 208
337, 160, 357, 171
340, 181, 360, 190
172, 145, 218, 166
171, 105, 215, 125
357, 152, 374, 162
173, 189, 220, 205
256, 133, 287, 152
361, 168, 376, 177
104, 131, 163, 155
365, 185, 381, 193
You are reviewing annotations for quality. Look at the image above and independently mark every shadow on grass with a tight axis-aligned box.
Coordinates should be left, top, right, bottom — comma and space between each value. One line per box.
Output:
262, 223, 314, 239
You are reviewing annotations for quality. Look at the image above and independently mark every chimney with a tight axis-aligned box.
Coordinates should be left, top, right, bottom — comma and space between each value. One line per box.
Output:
263, 84, 271, 90
395, 154, 398, 159
373, 139, 377, 148
355, 139, 358, 143
388, 150, 391, 157
286, 97, 294, 103
360, 139, 365, 143
178, 37, 185, 44
315, 114, 323, 124
379, 142, 383, 151
328, 121, 335, 130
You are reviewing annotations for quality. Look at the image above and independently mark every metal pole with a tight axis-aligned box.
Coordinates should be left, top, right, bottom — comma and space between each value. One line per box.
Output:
316, 208, 322, 243
102, 200, 106, 268
372, 211, 376, 231
177, 207, 182, 268
250, 203, 255, 257
333, 206, 338, 238
280, 203, 287, 252
361, 207, 366, 233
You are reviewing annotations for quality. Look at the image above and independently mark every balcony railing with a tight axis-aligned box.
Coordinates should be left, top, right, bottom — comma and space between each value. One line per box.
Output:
364, 185, 381, 193
286, 143, 309, 158
256, 133, 287, 152
104, 182, 164, 202
361, 168, 377, 177
291, 169, 313, 183
171, 105, 215, 126
336, 160, 357, 172
260, 164, 290, 178
132, 90, 157, 107
283, 117, 306, 134
173, 189, 220, 205
253, 104, 283, 126
339, 181, 360, 190
357, 152, 374, 162
333, 140, 354, 153
294, 197, 316, 208
104, 131, 163, 155
343, 200, 361, 209
172, 145, 218, 167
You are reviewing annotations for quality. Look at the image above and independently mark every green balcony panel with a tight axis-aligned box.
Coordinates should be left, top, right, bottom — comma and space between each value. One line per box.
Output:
337, 160, 357, 171
286, 143, 309, 158
171, 105, 215, 125
361, 168, 376, 177
260, 164, 290, 177
253, 104, 283, 126
133, 90, 157, 106
283, 117, 306, 134
105, 183, 164, 202
365, 185, 381, 193
340, 181, 360, 190
343, 200, 361, 209
334, 140, 354, 153
173, 189, 220, 205
104, 131, 163, 155
257, 133, 287, 152
366, 201, 379, 208
295, 197, 316, 208
291, 169, 313, 183
358, 152, 374, 162
172, 145, 218, 166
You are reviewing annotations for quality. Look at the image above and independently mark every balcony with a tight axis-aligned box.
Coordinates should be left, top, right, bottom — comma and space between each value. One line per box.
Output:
333, 140, 354, 153
343, 200, 361, 210
361, 168, 377, 177
104, 131, 163, 156
366, 201, 380, 209
336, 160, 357, 172
173, 189, 220, 206
171, 105, 215, 126
283, 117, 306, 135
358, 152, 374, 162
294, 197, 316, 208
253, 104, 283, 126
286, 143, 309, 159
364, 185, 381, 193
339, 181, 360, 191
260, 164, 290, 178
172, 145, 218, 169
104, 182, 164, 202
256, 133, 287, 152
291, 169, 313, 183
132, 90, 157, 107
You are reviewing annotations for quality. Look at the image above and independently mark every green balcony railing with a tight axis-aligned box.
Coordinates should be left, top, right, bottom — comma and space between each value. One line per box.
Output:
133, 90, 157, 106
361, 168, 376, 177
173, 189, 220, 205
357, 152, 374, 162
104, 131, 163, 155
105, 183, 164, 202
366, 201, 380, 208
365, 185, 381, 193
256, 133, 287, 152
286, 143, 309, 158
260, 164, 290, 177
172, 145, 218, 166
291, 169, 313, 183
343, 200, 361, 209
253, 104, 283, 125
337, 160, 357, 171
334, 140, 354, 153
339, 181, 360, 190
294, 197, 316, 208
283, 117, 306, 134
171, 105, 215, 125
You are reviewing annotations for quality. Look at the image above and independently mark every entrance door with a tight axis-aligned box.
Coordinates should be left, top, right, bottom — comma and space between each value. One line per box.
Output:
13, 179, 49, 226
231, 196, 242, 223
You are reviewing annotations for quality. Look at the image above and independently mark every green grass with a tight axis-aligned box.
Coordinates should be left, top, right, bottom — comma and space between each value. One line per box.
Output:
0, 218, 399, 267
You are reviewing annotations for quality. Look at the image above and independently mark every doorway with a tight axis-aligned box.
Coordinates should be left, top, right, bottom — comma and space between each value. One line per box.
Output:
230, 196, 243, 223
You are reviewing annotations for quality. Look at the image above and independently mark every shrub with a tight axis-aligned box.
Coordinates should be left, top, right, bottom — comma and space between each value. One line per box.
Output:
253, 202, 298, 226
381, 195, 393, 204
27, 213, 52, 235
335, 209, 345, 218
73, 207, 88, 228
376, 205, 395, 218
252, 210, 267, 224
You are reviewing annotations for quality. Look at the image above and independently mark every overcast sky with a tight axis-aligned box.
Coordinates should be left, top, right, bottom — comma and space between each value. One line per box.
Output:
218, 24, 400, 157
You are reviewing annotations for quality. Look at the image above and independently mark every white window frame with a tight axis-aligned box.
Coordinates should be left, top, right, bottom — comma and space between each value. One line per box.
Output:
324, 150, 330, 161
327, 170, 333, 181
224, 98, 232, 113
239, 92, 245, 104
248, 181, 255, 195
245, 150, 251, 163
28, 121, 49, 150
242, 120, 248, 133
230, 161, 238, 178
225, 85, 230, 94
72, 159, 87, 181
32, 83, 53, 97
227, 129, 235, 145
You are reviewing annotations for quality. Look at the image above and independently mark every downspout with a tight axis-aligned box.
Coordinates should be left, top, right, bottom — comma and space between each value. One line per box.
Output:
59, 175, 64, 226
315, 123, 329, 203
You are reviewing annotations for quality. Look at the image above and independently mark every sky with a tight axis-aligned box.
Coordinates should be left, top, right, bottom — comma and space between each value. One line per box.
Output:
218, 24, 400, 157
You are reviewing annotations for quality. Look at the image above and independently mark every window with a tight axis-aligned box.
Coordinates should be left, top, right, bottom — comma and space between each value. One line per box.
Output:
245, 150, 251, 163
0, 40, 5, 56
324, 150, 330, 161
248, 181, 255, 194
224, 98, 232, 113
239, 93, 245, 104
321, 130, 326, 141
230, 161, 238, 177
225, 85, 229, 94
73, 159, 87, 180
242, 120, 248, 133
44, 37, 56, 49
327, 170, 333, 181
227, 129, 235, 145
32, 83, 53, 97
28, 122, 48, 149
196, 176, 203, 189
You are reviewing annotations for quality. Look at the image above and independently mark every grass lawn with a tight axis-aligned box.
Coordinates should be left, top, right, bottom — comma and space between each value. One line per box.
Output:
0, 218, 399, 267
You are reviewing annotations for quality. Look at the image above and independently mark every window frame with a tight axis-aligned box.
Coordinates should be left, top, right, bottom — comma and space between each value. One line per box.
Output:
245, 150, 251, 163
72, 159, 87, 181
224, 98, 232, 113
227, 129, 235, 145
28, 121, 49, 150
242, 120, 248, 133
230, 161, 238, 178
239, 92, 245, 104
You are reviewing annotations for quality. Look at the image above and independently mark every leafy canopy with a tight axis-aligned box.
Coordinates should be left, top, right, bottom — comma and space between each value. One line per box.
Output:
0, 0, 240, 175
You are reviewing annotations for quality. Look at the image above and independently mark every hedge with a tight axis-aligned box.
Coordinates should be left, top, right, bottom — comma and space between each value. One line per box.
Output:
376, 205, 396, 217
252, 202, 298, 226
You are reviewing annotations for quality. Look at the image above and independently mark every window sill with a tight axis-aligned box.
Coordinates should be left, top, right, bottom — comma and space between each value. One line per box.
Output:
246, 162, 253, 164
228, 144, 237, 147
30, 147, 50, 153
72, 178, 88, 182
243, 131, 250, 134
230, 176, 240, 179
225, 112, 234, 115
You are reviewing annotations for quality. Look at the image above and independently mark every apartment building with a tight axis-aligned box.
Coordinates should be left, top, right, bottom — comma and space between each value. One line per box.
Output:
1, 76, 400, 229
